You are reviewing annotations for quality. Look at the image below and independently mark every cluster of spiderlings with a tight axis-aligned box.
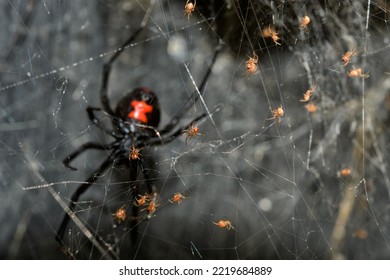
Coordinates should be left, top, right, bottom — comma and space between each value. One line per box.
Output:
132, 193, 159, 216
246, 14, 314, 123
300, 86, 318, 114
341, 49, 368, 78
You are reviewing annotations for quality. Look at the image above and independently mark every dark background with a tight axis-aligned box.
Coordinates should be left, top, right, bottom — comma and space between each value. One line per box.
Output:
1, 0, 390, 259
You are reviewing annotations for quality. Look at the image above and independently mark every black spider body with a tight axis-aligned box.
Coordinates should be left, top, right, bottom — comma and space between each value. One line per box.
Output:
113, 87, 161, 158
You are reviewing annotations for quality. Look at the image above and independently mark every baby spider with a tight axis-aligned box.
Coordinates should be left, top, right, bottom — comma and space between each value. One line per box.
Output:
184, 0, 196, 18
146, 201, 159, 216
213, 220, 235, 230
352, 228, 368, 240
134, 193, 150, 207
300, 15, 311, 31
129, 145, 142, 160
305, 102, 318, 113
246, 53, 258, 75
300, 86, 316, 102
342, 49, 358, 66
113, 207, 127, 223
348, 68, 369, 78
269, 105, 284, 122
338, 168, 351, 177
169, 192, 187, 204
183, 122, 201, 144
261, 25, 281, 45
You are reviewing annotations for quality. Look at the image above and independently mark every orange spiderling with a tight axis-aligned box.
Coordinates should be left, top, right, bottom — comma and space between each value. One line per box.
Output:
129, 145, 142, 160
213, 220, 235, 230
183, 123, 201, 144
146, 201, 158, 215
134, 193, 150, 207
246, 53, 258, 74
113, 207, 126, 223
268, 105, 284, 122
169, 192, 187, 204
184, 0, 196, 18
348, 68, 369, 78
305, 102, 318, 113
262, 25, 281, 45
300, 86, 316, 102
342, 49, 358, 66
339, 168, 351, 177
352, 228, 368, 240
300, 15, 311, 30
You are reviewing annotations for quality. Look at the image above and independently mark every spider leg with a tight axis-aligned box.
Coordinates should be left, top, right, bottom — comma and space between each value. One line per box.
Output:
87, 107, 122, 138
63, 142, 112, 170
144, 113, 207, 146
158, 42, 222, 135
56, 155, 115, 246
100, 27, 145, 116
99, 3, 153, 115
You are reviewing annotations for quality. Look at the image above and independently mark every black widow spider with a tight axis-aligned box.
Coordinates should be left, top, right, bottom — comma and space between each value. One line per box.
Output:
55, 18, 221, 257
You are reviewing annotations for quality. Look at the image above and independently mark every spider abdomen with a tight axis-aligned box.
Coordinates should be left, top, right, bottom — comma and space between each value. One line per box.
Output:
115, 87, 161, 128
128, 100, 153, 123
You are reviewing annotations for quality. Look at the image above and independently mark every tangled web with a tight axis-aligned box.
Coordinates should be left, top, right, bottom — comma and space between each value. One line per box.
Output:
1, 0, 390, 259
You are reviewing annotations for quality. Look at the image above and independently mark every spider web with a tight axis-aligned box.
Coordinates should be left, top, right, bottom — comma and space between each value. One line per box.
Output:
1, 0, 390, 260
